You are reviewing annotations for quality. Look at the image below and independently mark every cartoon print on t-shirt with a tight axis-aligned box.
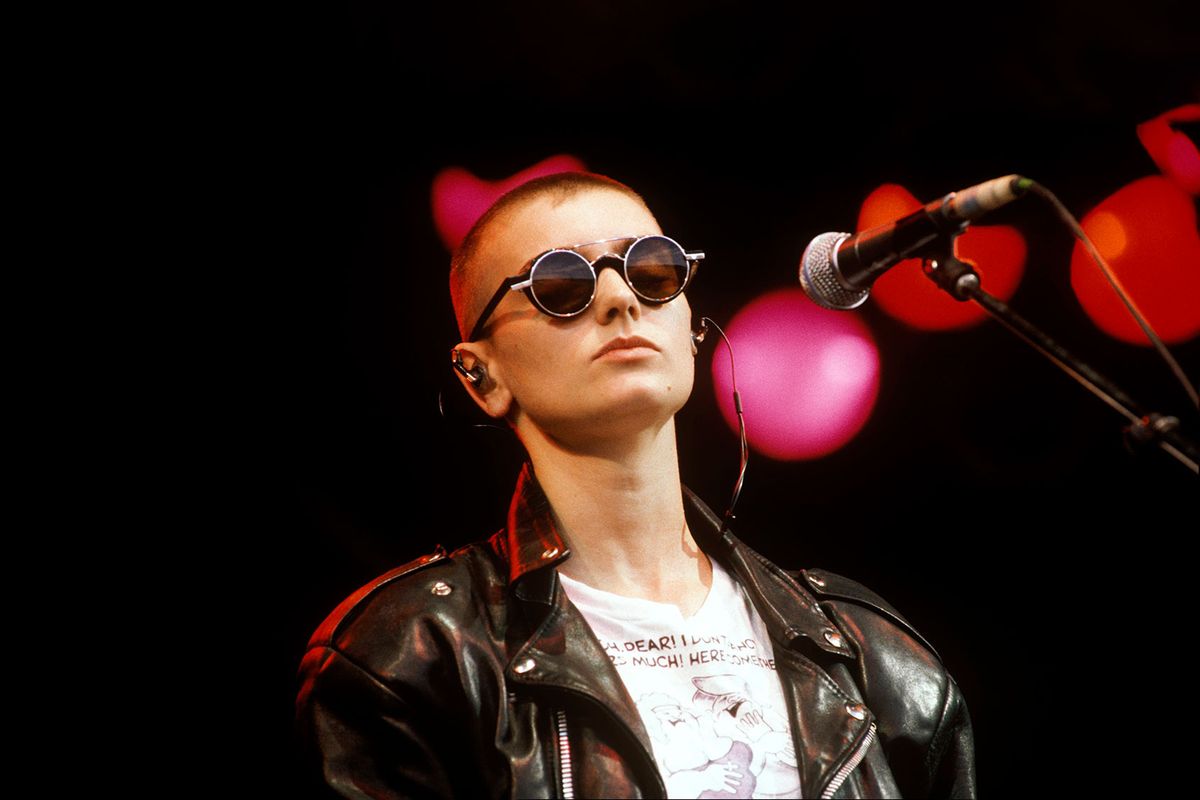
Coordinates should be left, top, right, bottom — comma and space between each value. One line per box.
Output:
638, 675, 800, 799
640, 692, 753, 798
692, 675, 800, 799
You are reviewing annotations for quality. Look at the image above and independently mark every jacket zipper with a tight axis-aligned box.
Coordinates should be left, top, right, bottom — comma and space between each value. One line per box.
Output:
555, 708, 574, 799
821, 721, 877, 799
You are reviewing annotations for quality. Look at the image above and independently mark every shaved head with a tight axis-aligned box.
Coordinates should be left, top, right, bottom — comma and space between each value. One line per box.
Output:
449, 172, 655, 342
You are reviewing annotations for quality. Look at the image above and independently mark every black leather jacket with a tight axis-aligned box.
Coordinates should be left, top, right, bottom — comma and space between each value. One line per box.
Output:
296, 464, 976, 798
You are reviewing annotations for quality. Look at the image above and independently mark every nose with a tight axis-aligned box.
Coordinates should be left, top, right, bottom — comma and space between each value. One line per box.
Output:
591, 258, 641, 324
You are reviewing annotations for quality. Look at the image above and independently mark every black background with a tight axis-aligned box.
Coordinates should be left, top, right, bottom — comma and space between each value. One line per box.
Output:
242, 1, 1199, 795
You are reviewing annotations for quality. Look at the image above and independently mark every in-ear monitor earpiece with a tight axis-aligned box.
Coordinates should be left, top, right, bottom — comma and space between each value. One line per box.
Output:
451, 349, 486, 385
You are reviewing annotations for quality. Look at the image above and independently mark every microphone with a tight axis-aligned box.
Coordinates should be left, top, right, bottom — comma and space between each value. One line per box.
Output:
800, 175, 1032, 310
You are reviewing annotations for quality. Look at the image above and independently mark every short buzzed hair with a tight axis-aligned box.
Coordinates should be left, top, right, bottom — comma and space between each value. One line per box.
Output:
449, 171, 653, 342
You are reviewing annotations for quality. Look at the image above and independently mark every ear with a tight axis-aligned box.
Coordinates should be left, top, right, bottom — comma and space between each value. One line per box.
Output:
450, 343, 514, 420
691, 316, 708, 356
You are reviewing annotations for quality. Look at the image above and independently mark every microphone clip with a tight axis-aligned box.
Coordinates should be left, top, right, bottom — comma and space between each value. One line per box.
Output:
921, 234, 980, 301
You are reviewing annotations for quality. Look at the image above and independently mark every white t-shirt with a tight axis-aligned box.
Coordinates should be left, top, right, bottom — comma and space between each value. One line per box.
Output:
558, 559, 803, 799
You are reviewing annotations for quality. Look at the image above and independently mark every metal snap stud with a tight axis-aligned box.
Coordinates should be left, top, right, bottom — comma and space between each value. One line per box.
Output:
846, 702, 866, 720
824, 628, 844, 648
514, 658, 536, 674
808, 573, 826, 589
542, 547, 560, 560
431, 581, 452, 596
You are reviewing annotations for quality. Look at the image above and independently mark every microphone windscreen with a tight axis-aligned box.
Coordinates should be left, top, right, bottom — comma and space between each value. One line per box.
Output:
799, 232, 870, 310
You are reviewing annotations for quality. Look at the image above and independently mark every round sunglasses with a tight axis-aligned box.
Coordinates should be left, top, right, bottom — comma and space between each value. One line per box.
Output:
468, 234, 704, 342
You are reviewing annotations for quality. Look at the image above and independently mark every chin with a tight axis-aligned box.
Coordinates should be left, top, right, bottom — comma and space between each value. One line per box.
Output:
599, 378, 693, 424
529, 369, 695, 441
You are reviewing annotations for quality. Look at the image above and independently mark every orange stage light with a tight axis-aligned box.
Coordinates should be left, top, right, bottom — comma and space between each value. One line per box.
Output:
1070, 175, 1200, 345
856, 184, 1027, 331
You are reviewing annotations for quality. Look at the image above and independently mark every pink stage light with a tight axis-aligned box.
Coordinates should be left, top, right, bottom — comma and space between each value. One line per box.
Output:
431, 155, 589, 251
711, 289, 881, 460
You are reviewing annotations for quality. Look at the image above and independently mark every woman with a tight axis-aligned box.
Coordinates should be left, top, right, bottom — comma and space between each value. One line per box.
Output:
296, 171, 976, 798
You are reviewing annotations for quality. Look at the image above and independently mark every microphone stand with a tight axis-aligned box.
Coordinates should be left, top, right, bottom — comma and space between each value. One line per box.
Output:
919, 235, 1199, 475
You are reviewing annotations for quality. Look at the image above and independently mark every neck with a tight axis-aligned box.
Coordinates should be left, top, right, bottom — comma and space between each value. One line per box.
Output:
519, 416, 713, 617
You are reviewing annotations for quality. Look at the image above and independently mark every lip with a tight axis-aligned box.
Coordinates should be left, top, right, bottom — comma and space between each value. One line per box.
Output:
593, 335, 660, 360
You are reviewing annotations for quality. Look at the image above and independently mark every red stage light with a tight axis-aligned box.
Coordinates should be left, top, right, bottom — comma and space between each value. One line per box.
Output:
712, 289, 880, 460
1070, 175, 1200, 345
856, 184, 1027, 331
431, 155, 589, 251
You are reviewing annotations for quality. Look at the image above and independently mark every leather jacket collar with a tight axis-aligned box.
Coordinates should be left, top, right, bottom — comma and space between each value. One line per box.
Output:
496, 462, 878, 799
499, 461, 854, 661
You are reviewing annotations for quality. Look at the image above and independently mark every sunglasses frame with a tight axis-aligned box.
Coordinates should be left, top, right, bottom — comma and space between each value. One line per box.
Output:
467, 234, 705, 342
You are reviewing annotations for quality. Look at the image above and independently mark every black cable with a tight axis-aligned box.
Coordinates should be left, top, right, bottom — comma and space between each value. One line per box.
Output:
1027, 180, 1199, 410
700, 316, 749, 538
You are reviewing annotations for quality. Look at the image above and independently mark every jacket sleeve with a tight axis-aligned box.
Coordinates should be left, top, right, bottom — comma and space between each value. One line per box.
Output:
296, 643, 459, 799
927, 672, 977, 799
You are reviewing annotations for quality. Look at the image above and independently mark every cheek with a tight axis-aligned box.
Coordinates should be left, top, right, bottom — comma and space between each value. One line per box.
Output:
498, 329, 578, 403
654, 306, 692, 361
655, 301, 693, 350
673, 311, 697, 364
665, 324, 697, 399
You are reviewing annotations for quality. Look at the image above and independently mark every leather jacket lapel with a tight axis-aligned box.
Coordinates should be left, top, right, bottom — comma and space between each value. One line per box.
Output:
499, 463, 878, 798
774, 646, 878, 798
683, 487, 878, 797
683, 487, 856, 662
502, 464, 665, 793
509, 565, 665, 789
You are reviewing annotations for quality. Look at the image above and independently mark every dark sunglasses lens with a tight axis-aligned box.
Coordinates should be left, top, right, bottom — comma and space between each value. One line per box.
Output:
530, 251, 595, 315
626, 237, 688, 301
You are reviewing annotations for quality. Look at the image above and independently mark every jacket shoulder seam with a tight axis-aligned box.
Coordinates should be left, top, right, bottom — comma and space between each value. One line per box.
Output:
305, 643, 406, 704
797, 568, 943, 664
306, 545, 455, 649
